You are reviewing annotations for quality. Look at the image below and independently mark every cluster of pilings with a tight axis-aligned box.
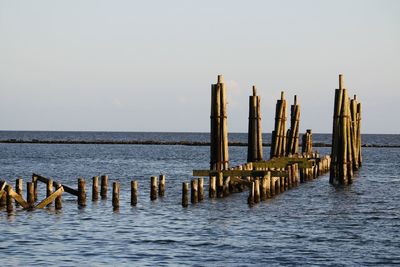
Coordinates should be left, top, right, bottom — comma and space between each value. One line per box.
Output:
210, 75, 229, 171
0, 173, 166, 213
330, 74, 362, 185
270, 92, 287, 158
247, 86, 263, 162
190, 152, 332, 207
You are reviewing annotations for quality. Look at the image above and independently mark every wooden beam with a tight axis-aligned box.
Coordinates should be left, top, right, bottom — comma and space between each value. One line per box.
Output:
193, 169, 287, 178
0, 180, 7, 199
32, 173, 78, 196
252, 157, 312, 169
35, 186, 64, 209
6, 185, 29, 209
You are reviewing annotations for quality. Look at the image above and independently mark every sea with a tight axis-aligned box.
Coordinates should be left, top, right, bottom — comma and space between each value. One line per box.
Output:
0, 131, 399, 266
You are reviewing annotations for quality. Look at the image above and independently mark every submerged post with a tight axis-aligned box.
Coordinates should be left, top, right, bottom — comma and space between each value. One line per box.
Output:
78, 178, 86, 207
55, 183, 62, 210
159, 175, 165, 197
112, 182, 120, 210
131, 180, 138, 206
100, 175, 108, 199
92, 176, 99, 201
182, 182, 189, 207
150, 176, 158, 201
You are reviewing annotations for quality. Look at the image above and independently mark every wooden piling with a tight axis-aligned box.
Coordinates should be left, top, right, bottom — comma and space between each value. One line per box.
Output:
32, 174, 38, 202
254, 179, 260, 203
27, 182, 34, 208
46, 178, 53, 207
209, 176, 216, 198
100, 175, 108, 199
182, 182, 189, 207
191, 179, 198, 204
159, 175, 165, 197
198, 177, 204, 201
55, 183, 62, 210
6, 185, 13, 213
112, 182, 120, 210
260, 175, 267, 201
217, 172, 223, 198
131, 180, 138, 206
92, 176, 99, 201
223, 176, 230, 197
150, 176, 158, 201
78, 178, 86, 207
248, 182, 255, 206
15, 178, 23, 207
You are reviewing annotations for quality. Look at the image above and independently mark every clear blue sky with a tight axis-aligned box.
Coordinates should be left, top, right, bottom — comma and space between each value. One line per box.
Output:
0, 0, 399, 133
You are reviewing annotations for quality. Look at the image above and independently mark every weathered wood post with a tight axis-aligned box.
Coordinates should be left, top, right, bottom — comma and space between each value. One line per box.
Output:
100, 175, 108, 199
32, 174, 38, 202
112, 182, 120, 210
265, 171, 271, 198
92, 176, 99, 201
191, 179, 198, 204
55, 183, 62, 210
198, 177, 204, 201
254, 179, 260, 203
223, 176, 230, 197
260, 175, 267, 201
217, 172, 224, 198
159, 175, 165, 197
209, 176, 216, 198
131, 180, 138, 206
78, 178, 86, 207
150, 176, 158, 201
182, 182, 189, 207
271, 91, 287, 158
27, 182, 34, 208
248, 182, 255, 206
247, 86, 263, 162
46, 178, 53, 207
15, 178, 23, 207
6, 185, 13, 213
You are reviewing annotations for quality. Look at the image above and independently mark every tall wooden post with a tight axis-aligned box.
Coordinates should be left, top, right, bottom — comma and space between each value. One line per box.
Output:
27, 182, 35, 208
112, 182, 120, 210
210, 75, 229, 171
150, 176, 158, 201
78, 178, 86, 207
15, 178, 23, 207
131, 180, 138, 206
247, 86, 263, 162
100, 175, 108, 199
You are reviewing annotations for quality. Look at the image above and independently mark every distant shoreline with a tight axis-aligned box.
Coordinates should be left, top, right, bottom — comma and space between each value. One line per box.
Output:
0, 139, 398, 148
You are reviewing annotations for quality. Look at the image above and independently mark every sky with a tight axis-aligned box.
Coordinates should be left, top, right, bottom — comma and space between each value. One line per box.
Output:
0, 0, 399, 133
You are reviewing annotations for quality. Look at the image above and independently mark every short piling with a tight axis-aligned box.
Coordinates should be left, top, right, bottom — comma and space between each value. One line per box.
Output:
260, 176, 267, 201
254, 179, 260, 203
100, 175, 108, 199
55, 183, 62, 210
159, 175, 165, 197
15, 178, 23, 207
0, 180, 7, 208
217, 172, 224, 198
198, 177, 204, 201
46, 178, 53, 207
112, 182, 120, 210
248, 182, 255, 206
6, 185, 13, 213
209, 176, 216, 198
92, 176, 99, 201
131, 180, 138, 206
182, 182, 189, 207
27, 182, 34, 208
78, 178, 86, 207
150, 176, 158, 201
191, 179, 198, 204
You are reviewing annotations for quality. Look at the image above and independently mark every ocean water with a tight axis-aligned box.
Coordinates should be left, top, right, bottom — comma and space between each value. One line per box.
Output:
0, 132, 399, 266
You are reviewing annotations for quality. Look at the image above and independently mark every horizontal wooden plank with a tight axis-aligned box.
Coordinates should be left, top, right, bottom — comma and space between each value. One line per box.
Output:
35, 186, 64, 209
33, 173, 78, 196
252, 157, 313, 169
192, 170, 287, 177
